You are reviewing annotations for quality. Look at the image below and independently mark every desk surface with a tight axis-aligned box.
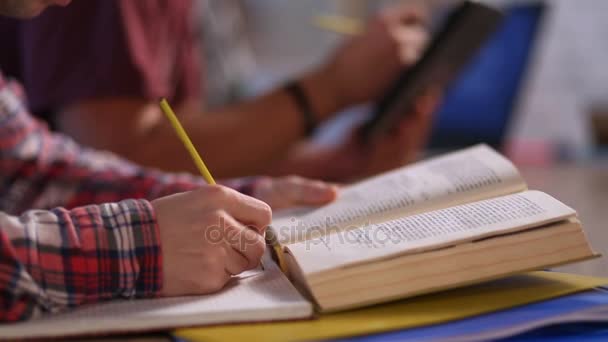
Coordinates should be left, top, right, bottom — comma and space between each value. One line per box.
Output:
521, 163, 608, 277
36, 164, 608, 342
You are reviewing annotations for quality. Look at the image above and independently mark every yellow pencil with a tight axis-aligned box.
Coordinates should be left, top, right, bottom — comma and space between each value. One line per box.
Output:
159, 99, 286, 273
159, 98, 216, 185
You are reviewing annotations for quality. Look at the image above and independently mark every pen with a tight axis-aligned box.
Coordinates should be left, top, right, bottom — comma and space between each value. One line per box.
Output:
313, 14, 363, 35
159, 99, 286, 273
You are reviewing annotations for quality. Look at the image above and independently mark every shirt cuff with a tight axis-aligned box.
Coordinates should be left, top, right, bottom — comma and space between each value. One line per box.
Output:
112, 199, 163, 298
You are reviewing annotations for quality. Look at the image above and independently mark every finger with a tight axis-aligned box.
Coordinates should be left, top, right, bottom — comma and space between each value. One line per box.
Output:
211, 264, 232, 292
222, 187, 272, 233
223, 244, 251, 276
220, 270, 233, 287
395, 108, 434, 144
391, 113, 433, 163
222, 216, 266, 269
276, 177, 338, 207
382, 3, 430, 26
414, 87, 443, 115
391, 20, 428, 43
394, 26, 429, 64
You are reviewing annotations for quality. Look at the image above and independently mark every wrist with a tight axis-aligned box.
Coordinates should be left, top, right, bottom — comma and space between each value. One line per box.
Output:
299, 66, 347, 122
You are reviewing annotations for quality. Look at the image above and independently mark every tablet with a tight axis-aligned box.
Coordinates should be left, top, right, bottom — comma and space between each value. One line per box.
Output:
361, 1, 504, 141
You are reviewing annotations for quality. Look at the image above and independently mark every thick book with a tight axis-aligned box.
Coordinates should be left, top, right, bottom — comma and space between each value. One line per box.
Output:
0, 145, 597, 340
271, 144, 596, 312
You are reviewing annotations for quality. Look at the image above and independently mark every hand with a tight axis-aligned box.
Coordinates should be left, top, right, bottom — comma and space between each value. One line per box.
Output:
152, 185, 272, 297
251, 176, 338, 210
283, 88, 441, 182
336, 89, 441, 181
311, 4, 430, 111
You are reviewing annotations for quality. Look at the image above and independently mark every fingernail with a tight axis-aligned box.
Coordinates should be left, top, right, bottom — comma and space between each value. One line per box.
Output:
314, 184, 339, 201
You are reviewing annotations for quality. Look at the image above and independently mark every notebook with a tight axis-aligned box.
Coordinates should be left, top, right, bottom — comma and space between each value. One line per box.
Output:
0, 254, 311, 340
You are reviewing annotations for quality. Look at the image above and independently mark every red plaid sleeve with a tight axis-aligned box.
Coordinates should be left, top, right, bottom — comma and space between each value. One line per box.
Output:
0, 199, 161, 322
0, 72, 262, 321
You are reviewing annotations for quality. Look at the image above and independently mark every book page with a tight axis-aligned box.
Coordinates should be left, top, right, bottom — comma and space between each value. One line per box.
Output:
287, 191, 576, 275
0, 254, 312, 340
273, 144, 526, 245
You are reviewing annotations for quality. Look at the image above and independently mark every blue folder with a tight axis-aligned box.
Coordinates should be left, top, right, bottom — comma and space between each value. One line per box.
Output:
498, 323, 608, 341
333, 289, 608, 342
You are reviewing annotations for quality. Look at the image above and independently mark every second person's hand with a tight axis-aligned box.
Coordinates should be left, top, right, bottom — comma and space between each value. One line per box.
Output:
315, 3, 430, 110
251, 176, 339, 210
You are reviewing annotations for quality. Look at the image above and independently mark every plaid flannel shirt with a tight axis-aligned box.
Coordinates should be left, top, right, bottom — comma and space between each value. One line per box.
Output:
0, 72, 255, 322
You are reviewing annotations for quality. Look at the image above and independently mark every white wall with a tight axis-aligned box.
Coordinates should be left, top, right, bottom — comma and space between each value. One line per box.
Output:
508, 0, 608, 150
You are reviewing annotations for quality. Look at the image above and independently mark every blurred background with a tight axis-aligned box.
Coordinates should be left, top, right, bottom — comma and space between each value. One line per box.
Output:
199, 0, 608, 166
200, 0, 608, 277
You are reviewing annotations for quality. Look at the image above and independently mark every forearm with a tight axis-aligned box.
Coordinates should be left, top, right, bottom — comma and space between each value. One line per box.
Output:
0, 101, 265, 213
0, 76, 207, 213
57, 69, 344, 178
136, 72, 341, 178
153, 91, 305, 177
188, 89, 319, 177
0, 200, 161, 322
0, 124, 204, 212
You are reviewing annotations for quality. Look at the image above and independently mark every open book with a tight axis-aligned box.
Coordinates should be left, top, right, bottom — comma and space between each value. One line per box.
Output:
270, 144, 596, 312
0, 145, 596, 340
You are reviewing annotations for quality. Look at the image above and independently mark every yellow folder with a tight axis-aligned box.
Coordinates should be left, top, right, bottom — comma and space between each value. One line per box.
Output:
177, 272, 608, 342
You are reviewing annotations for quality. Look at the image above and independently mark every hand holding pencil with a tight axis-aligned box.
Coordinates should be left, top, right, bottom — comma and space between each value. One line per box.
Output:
159, 99, 286, 273
158, 99, 339, 274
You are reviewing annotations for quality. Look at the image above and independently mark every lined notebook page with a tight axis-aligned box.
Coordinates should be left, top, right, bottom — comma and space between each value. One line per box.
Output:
0, 255, 312, 340
273, 144, 525, 245
288, 191, 576, 275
